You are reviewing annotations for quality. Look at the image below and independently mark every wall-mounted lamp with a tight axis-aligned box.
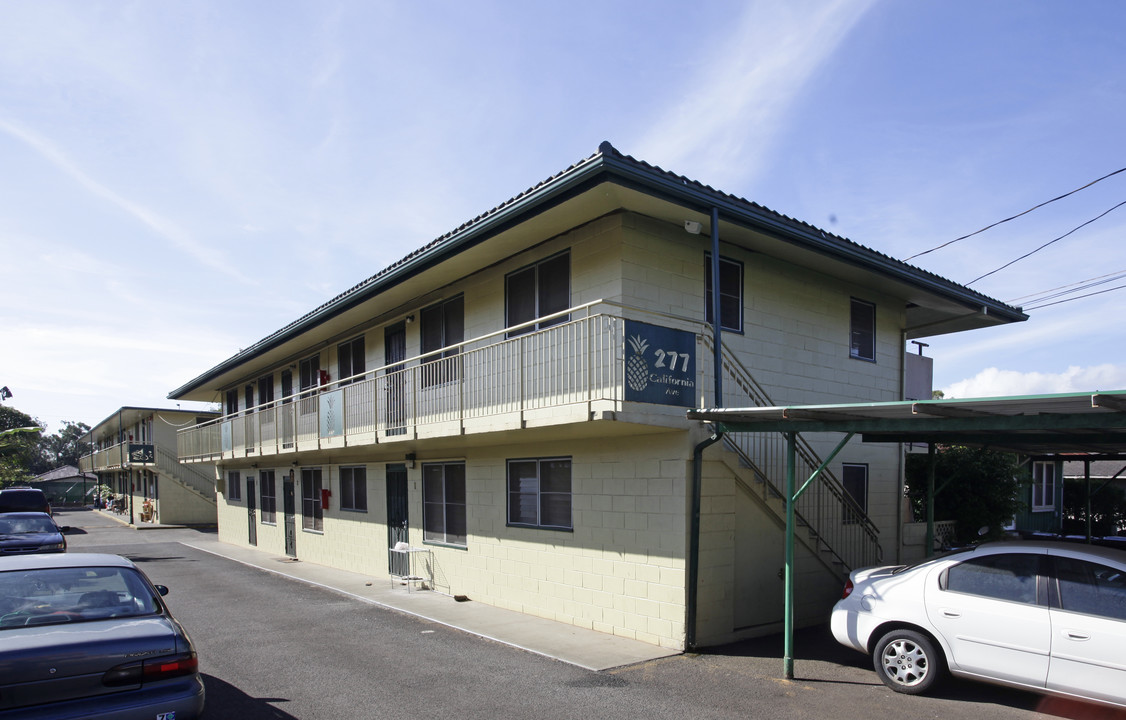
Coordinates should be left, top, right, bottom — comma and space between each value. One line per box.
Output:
250, 463, 258, 469
291, 461, 299, 467
405, 314, 415, 324
684, 220, 703, 234
405, 453, 416, 469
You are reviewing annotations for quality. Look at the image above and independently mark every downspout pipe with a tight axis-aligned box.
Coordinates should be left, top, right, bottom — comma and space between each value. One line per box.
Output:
688, 207, 725, 651
687, 427, 724, 650
710, 207, 723, 406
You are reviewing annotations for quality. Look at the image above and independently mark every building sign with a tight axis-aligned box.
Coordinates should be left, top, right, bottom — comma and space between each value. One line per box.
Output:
319, 389, 344, 438
623, 320, 696, 407
128, 444, 155, 463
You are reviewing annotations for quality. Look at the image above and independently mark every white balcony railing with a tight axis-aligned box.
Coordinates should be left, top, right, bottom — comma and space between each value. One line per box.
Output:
178, 309, 636, 462
79, 442, 133, 473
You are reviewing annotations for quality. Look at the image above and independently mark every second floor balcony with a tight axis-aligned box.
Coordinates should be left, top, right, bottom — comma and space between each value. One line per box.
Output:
177, 304, 707, 463
79, 441, 157, 473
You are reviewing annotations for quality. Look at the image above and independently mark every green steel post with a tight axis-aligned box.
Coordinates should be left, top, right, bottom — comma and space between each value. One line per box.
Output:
926, 444, 935, 557
783, 431, 796, 680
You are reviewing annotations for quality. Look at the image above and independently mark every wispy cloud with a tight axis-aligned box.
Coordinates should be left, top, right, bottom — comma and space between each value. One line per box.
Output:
635, 0, 878, 188
0, 117, 251, 283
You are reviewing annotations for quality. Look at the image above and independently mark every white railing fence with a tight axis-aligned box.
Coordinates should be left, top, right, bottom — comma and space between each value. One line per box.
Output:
178, 311, 627, 460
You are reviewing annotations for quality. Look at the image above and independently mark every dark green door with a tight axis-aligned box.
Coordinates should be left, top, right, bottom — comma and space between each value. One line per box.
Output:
283, 471, 297, 557
246, 477, 257, 547
386, 463, 409, 575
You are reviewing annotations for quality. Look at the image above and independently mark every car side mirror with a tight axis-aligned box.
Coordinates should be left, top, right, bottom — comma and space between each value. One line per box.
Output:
155, 585, 169, 596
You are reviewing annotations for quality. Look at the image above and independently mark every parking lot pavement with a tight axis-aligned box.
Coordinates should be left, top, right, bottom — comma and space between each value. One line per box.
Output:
80, 508, 677, 671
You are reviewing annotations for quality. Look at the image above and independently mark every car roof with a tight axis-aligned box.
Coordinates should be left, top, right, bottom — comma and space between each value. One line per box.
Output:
0, 553, 136, 571
0, 512, 56, 521
969, 540, 1126, 565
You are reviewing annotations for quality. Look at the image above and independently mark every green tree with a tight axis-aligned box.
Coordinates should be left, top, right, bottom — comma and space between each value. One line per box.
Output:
905, 445, 1022, 544
0, 405, 44, 487
33, 420, 92, 473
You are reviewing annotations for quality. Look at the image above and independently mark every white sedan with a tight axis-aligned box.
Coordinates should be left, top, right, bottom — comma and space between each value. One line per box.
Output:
831, 540, 1126, 709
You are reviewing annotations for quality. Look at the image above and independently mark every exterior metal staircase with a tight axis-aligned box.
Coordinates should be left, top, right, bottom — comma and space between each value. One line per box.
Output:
706, 339, 883, 575
155, 445, 216, 506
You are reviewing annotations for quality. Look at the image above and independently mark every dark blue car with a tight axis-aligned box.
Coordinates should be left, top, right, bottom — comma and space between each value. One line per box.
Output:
0, 512, 67, 555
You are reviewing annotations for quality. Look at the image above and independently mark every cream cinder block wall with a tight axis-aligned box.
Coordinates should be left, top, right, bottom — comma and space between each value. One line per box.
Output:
153, 474, 216, 525
214, 430, 692, 650
417, 432, 691, 650
615, 212, 906, 532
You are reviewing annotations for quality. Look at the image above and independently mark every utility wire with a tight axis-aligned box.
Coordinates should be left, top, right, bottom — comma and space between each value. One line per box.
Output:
1008, 269, 1126, 305
904, 166, 1126, 262
966, 199, 1126, 285
1022, 282, 1126, 311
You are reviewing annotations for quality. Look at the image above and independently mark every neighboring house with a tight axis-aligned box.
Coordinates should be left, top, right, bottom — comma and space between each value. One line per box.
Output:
168, 142, 1025, 650
79, 407, 221, 525
1010, 458, 1065, 535
32, 465, 97, 505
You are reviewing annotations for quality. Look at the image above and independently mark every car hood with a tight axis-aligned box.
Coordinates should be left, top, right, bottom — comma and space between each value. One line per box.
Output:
0, 616, 186, 686
0, 532, 64, 551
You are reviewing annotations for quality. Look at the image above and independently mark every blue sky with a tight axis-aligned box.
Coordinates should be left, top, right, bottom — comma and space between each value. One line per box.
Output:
2, 1, 1125, 433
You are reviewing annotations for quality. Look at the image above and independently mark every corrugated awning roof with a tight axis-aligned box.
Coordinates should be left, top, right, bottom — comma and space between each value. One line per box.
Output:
687, 390, 1126, 457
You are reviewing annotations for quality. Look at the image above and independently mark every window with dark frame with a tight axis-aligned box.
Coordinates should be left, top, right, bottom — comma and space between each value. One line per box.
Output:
260, 470, 276, 524
257, 374, 274, 409
704, 253, 743, 332
507, 458, 572, 530
422, 462, 466, 546
850, 298, 876, 361
505, 252, 570, 337
340, 466, 367, 512
244, 384, 254, 414
841, 463, 868, 524
225, 388, 238, 417
280, 370, 293, 403
227, 470, 241, 501
298, 355, 320, 396
337, 336, 366, 385
301, 467, 323, 532
298, 354, 320, 416
420, 295, 464, 387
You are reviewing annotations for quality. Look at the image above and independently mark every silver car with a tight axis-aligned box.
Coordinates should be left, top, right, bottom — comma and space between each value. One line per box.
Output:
0, 553, 205, 719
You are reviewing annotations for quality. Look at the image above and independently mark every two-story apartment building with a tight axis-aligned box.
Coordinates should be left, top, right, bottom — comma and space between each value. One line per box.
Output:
169, 142, 1026, 650
81, 406, 220, 525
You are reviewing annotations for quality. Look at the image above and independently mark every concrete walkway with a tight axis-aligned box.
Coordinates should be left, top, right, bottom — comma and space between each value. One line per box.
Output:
94, 510, 679, 671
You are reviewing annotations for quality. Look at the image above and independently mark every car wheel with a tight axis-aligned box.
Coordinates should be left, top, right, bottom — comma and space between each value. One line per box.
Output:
872, 629, 944, 694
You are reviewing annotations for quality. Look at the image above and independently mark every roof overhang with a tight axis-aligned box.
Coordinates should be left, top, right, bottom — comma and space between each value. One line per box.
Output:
169, 142, 1027, 401
688, 391, 1126, 457
84, 406, 221, 441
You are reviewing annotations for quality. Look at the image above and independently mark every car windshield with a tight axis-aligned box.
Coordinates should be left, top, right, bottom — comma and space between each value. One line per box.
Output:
0, 566, 162, 629
0, 517, 57, 535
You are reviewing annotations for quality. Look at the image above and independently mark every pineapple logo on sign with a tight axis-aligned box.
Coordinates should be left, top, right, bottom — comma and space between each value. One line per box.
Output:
623, 320, 696, 407
627, 334, 650, 392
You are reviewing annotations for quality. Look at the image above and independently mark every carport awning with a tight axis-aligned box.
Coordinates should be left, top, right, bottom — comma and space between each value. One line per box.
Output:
687, 390, 1126, 457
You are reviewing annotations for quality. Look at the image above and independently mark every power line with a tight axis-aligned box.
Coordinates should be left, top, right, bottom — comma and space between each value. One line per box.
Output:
1008, 269, 1126, 305
904, 166, 1126, 262
966, 199, 1126, 285
1022, 282, 1126, 311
